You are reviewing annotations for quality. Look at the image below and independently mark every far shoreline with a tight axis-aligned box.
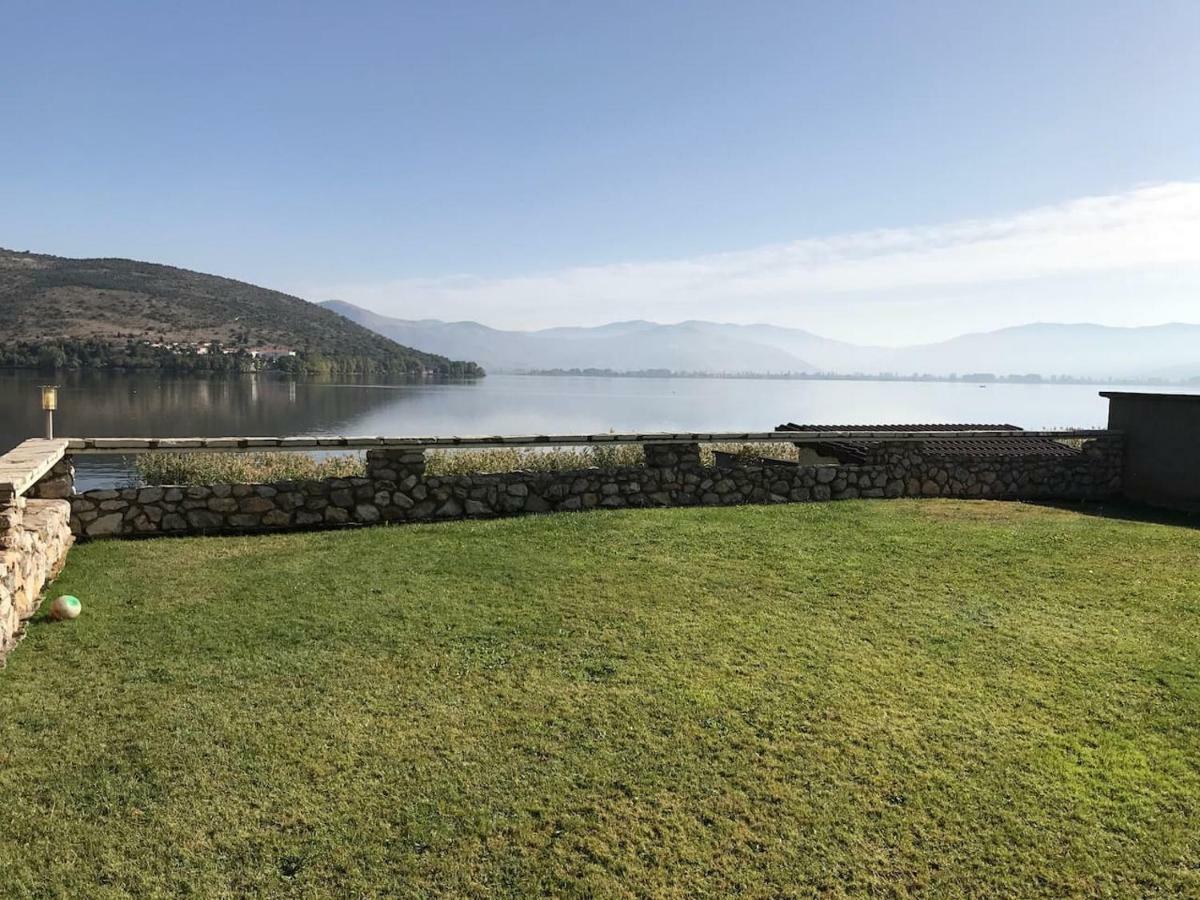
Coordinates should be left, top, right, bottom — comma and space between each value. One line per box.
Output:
504, 369, 1197, 389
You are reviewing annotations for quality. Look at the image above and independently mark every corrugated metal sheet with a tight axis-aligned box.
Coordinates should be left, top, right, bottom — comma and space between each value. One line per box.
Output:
774, 422, 1081, 463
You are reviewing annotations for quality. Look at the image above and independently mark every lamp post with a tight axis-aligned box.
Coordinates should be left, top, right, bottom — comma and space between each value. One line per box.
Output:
41, 385, 58, 440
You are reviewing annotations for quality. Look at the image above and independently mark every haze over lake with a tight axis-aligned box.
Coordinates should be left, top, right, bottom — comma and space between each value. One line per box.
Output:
0, 371, 1182, 490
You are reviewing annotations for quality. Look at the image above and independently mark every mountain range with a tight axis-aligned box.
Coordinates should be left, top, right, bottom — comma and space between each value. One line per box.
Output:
321, 300, 1200, 381
3, 243, 1194, 382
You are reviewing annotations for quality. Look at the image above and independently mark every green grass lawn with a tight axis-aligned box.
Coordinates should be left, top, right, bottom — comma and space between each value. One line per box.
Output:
2, 501, 1199, 897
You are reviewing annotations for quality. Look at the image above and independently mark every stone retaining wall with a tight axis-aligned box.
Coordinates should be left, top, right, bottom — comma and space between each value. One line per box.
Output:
863, 437, 1123, 500
55, 436, 1123, 540
1, 497, 74, 662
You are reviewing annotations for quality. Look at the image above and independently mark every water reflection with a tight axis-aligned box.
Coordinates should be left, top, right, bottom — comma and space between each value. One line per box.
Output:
0, 370, 1182, 489
0, 371, 413, 447
0, 371, 464, 488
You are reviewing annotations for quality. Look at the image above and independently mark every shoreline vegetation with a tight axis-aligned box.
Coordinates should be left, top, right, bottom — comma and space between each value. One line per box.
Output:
513, 367, 1200, 386
132, 444, 805, 485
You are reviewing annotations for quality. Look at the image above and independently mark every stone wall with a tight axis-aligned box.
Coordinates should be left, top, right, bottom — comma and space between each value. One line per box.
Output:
57, 436, 1123, 540
1, 497, 74, 662
28, 457, 75, 501
863, 435, 1124, 500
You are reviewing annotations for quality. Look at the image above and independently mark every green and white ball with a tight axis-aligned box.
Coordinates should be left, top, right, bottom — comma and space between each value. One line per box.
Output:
50, 595, 81, 621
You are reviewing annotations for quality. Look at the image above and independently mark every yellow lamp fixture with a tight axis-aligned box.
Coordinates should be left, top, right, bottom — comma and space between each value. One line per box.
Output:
41, 385, 58, 439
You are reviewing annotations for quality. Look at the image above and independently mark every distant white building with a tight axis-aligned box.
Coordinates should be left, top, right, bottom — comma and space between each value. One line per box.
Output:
246, 346, 297, 360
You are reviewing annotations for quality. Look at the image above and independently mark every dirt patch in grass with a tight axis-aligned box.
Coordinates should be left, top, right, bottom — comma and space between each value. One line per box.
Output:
913, 498, 1085, 523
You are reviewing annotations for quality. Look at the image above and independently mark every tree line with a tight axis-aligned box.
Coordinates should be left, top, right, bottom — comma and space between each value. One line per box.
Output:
0, 339, 485, 377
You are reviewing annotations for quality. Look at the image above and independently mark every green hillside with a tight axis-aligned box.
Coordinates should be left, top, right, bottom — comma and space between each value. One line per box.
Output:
0, 248, 483, 376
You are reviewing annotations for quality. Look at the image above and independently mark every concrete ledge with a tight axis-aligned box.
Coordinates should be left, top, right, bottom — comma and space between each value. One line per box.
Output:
62, 430, 1115, 454
0, 439, 70, 500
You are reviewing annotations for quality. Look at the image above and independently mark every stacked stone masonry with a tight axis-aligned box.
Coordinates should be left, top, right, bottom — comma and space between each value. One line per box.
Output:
53, 436, 1124, 540
1, 496, 74, 661
29, 457, 76, 500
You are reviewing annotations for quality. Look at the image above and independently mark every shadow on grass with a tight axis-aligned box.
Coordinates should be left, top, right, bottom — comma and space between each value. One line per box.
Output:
1033, 499, 1200, 530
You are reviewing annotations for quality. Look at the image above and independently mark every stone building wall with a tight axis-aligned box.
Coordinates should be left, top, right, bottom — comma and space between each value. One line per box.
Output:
56, 436, 1123, 540
1, 497, 74, 662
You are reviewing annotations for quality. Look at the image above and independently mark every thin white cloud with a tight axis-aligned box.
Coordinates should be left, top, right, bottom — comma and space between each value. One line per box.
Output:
301, 181, 1200, 341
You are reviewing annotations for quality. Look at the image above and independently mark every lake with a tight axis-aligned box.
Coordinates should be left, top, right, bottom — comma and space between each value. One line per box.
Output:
0, 370, 1182, 489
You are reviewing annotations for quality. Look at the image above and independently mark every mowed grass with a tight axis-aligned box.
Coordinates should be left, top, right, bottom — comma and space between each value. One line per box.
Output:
2, 501, 1200, 897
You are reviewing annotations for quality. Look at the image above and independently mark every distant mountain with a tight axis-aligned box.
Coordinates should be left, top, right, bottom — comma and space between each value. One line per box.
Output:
0, 248, 483, 376
884, 323, 1200, 380
322, 300, 1200, 380
321, 302, 814, 373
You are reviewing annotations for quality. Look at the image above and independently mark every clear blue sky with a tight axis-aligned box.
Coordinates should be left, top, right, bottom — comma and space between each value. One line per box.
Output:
2, 1, 1198, 339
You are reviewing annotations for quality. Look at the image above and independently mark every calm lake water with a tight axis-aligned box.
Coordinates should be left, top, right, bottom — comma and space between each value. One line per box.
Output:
0, 370, 1184, 489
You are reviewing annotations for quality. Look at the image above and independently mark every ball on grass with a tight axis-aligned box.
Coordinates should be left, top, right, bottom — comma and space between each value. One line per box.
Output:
50, 595, 81, 621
